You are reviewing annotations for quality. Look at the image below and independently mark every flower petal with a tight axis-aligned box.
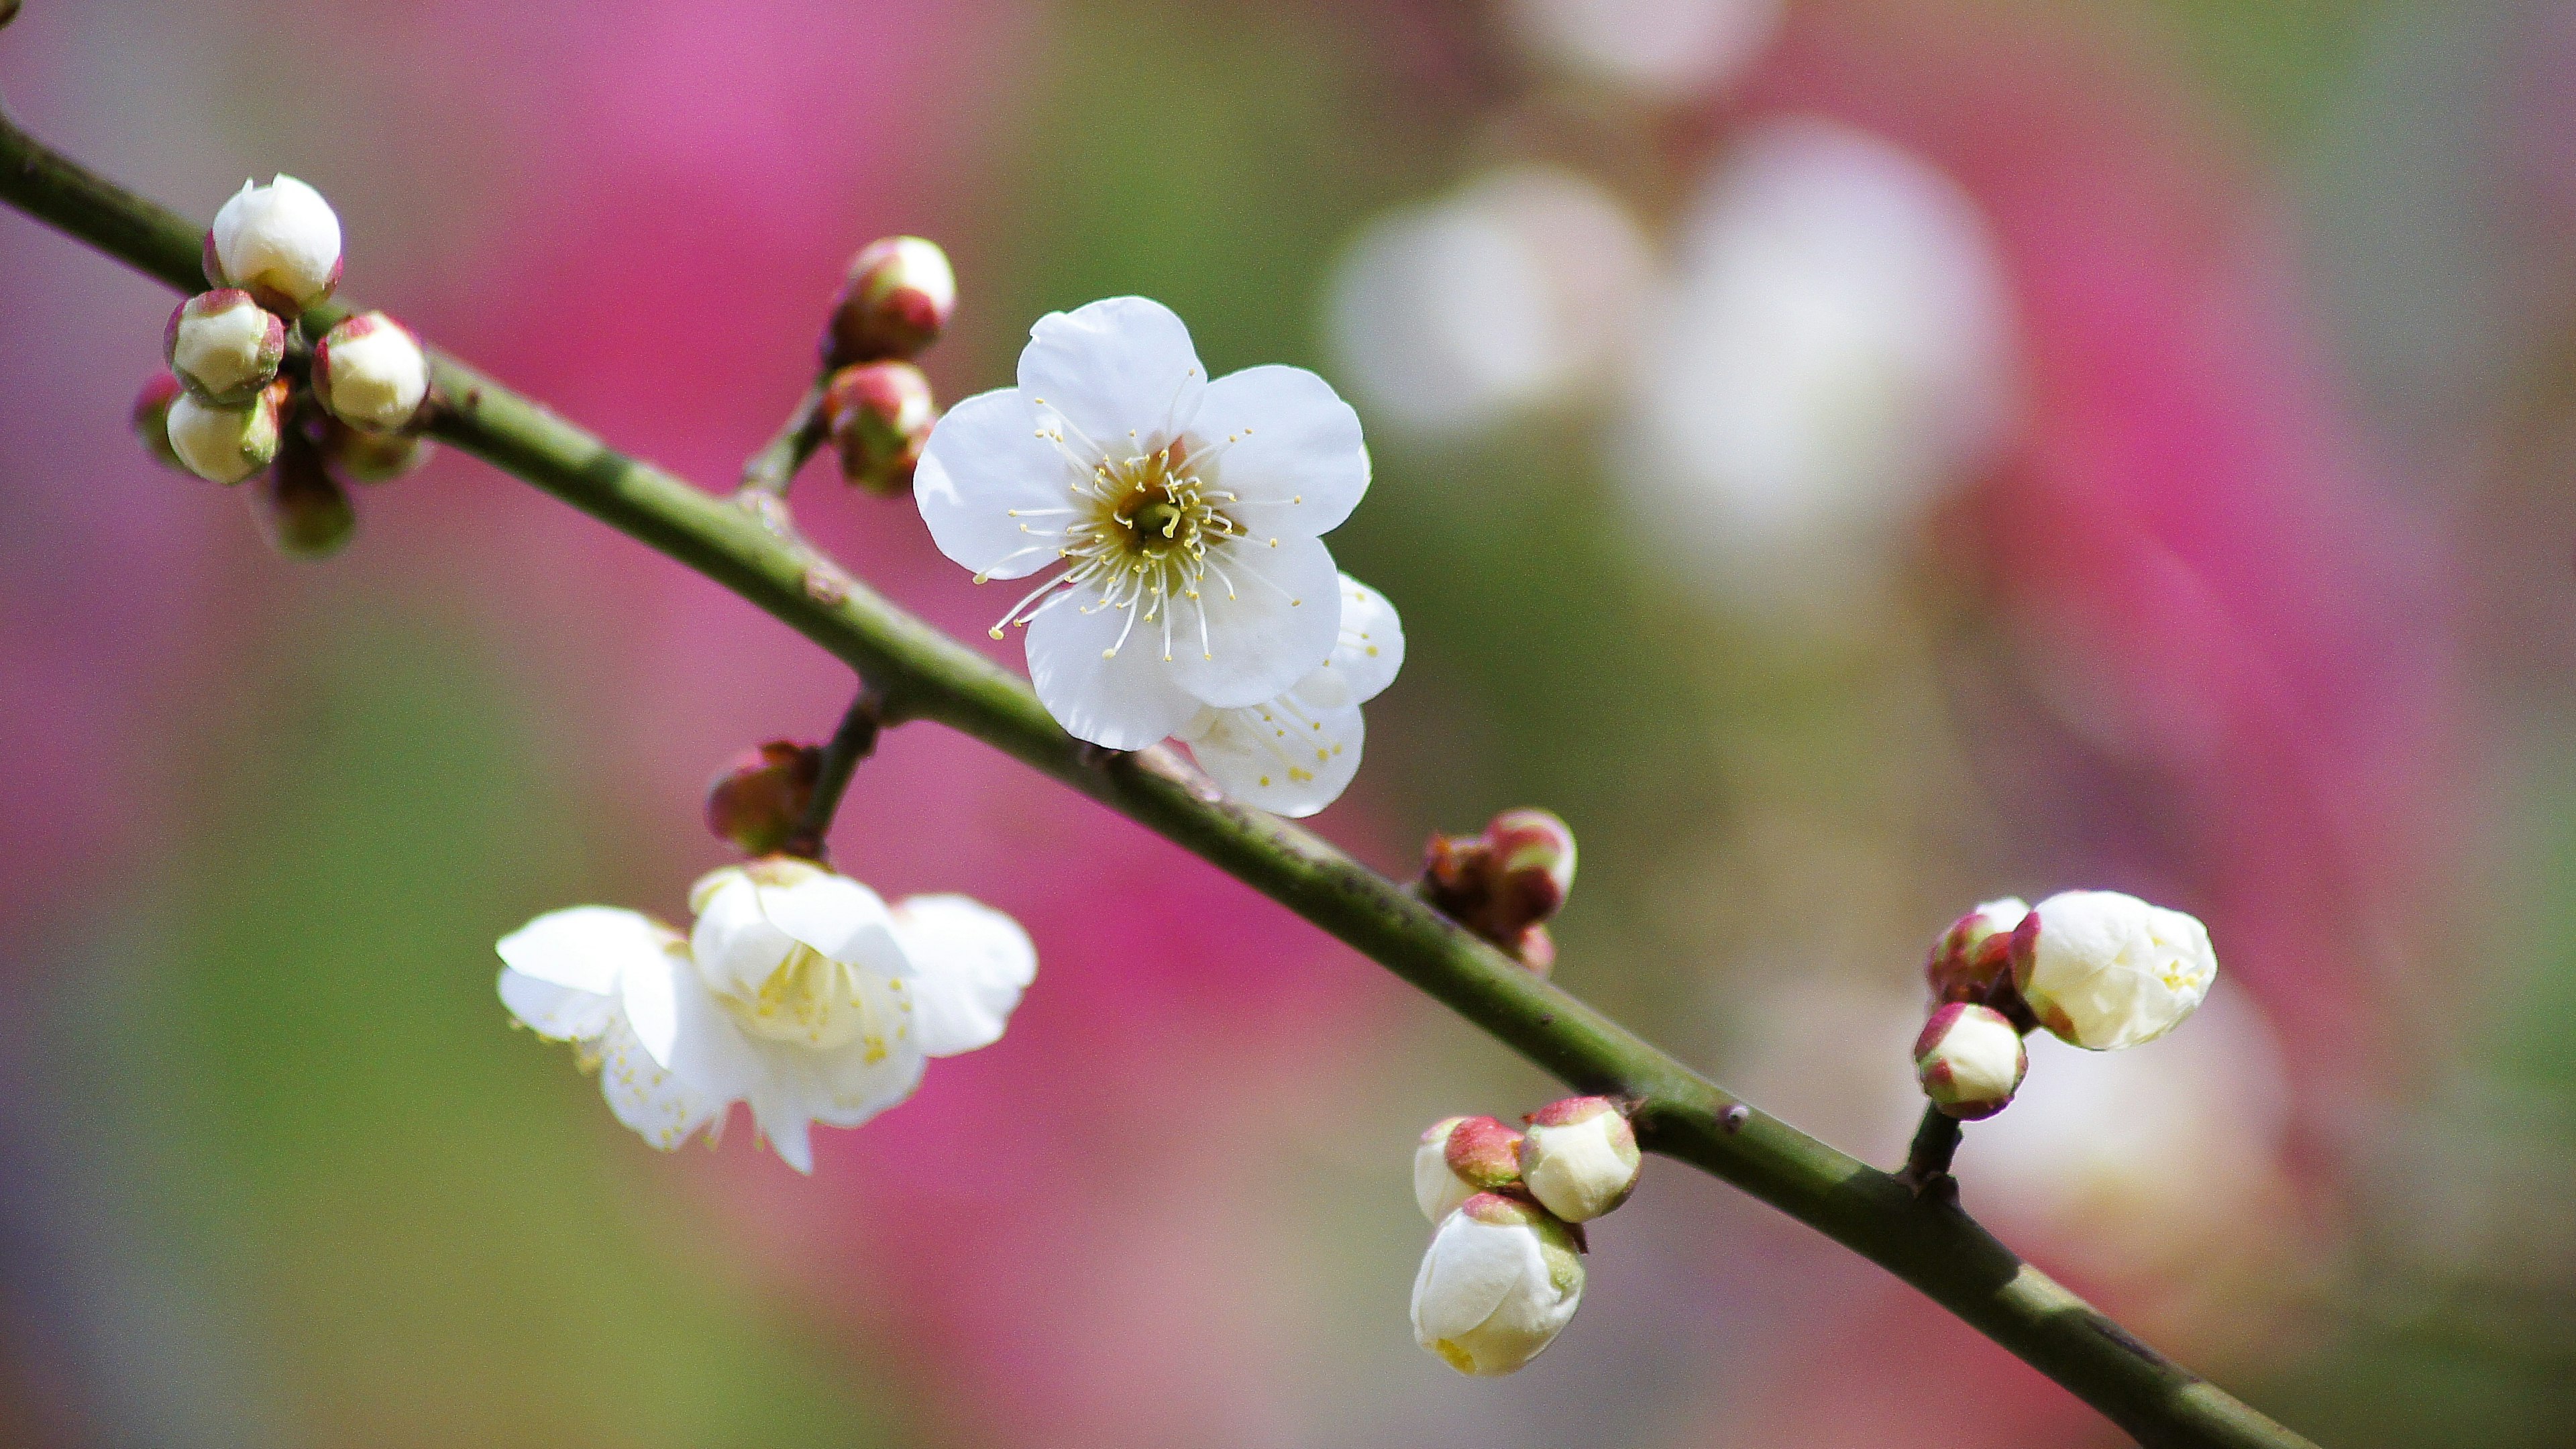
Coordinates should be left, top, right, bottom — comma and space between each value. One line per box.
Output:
496, 905, 667, 996
688, 873, 800, 997
1017, 297, 1205, 458
1293, 573, 1405, 709
1181, 696, 1365, 818
595, 1010, 729, 1153
1169, 532, 1342, 708
1411, 1218, 1531, 1341
890, 894, 1038, 1057
1194, 364, 1370, 538
755, 871, 908, 975
498, 970, 621, 1042
1024, 591, 1208, 749
914, 387, 1081, 580
621, 942, 760, 1104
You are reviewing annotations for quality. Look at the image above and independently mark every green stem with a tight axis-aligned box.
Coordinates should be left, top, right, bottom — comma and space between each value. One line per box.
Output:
739, 374, 833, 498
780, 686, 881, 863
0, 101, 2314, 1449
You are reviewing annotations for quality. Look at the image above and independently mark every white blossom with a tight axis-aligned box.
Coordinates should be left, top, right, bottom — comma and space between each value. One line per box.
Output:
2015, 890, 2217, 1051
1502, 0, 1782, 101
1177, 573, 1403, 816
496, 857, 1034, 1172
314, 312, 431, 433
1411, 1193, 1585, 1376
914, 297, 1371, 749
165, 386, 281, 484
1517, 1096, 1641, 1222
206, 175, 342, 315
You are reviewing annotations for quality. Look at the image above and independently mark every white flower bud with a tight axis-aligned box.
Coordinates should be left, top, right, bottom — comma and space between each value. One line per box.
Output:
2012, 890, 2217, 1051
1913, 1003, 2027, 1120
313, 312, 431, 433
1411, 1193, 1585, 1377
205, 175, 342, 315
1517, 1096, 1640, 1222
164, 289, 285, 405
1414, 1114, 1525, 1223
165, 382, 284, 484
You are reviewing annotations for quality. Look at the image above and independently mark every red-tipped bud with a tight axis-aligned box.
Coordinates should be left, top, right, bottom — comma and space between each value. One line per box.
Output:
1487, 806, 1576, 922
1421, 807, 1578, 969
132, 372, 191, 472
252, 433, 357, 559
1925, 896, 2029, 1005
164, 289, 286, 406
1913, 1003, 2027, 1120
1517, 1097, 1640, 1222
822, 235, 956, 364
703, 740, 823, 856
313, 311, 431, 433
311, 415, 433, 484
820, 361, 936, 494
1414, 1114, 1524, 1223
166, 378, 286, 484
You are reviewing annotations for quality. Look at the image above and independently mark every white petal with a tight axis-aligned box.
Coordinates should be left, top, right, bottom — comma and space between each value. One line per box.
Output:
754, 1098, 817, 1173
1017, 297, 1205, 458
496, 906, 668, 996
498, 970, 620, 1042
806, 1031, 931, 1126
1293, 574, 1405, 709
1193, 364, 1369, 538
1024, 591, 1208, 749
755, 872, 908, 975
890, 894, 1038, 1057
1411, 1218, 1530, 1341
1168, 532, 1342, 708
621, 943, 761, 1104
688, 873, 801, 996
595, 1010, 729, 1153
1183, 696, 1365, 818
914, 387, 1081, 580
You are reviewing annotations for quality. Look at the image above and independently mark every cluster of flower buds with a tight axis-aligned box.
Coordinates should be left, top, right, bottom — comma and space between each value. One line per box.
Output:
703, 739, 824, 856
1910, 888, 2220, 1120
1420, 807, 1576, 970
134, 176, 437, 557
1409, 1096, 1642, 1376
812, 235, 954, 492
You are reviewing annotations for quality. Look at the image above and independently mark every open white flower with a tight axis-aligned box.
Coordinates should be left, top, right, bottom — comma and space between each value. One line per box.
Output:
496, 857, 1034, 1172
2013, 890, 2216, 1051
1177, 573, 1403, 816
914, 296, 1371, 749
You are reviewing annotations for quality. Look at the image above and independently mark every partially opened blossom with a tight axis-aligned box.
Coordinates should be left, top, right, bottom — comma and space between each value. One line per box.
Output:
1411, 1192, 1585, 1376
203, 174, 341, 315
1178, 573, 1402, 816
496, 857, 1035, 1172
2012, 890, 2216, 1051
914, 296, 1370, 749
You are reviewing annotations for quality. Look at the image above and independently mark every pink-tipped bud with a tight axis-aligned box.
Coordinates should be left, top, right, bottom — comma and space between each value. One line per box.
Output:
704, 740, 822, 857
1517, 1097, 1640, 1222
1488, 806, 1576, 922
1913, 1003, 2027, 1120
1421, 807, 1579, 969
132, 372, 191, 472
1925, 896, 2029, 1005
311, 415, 433, 484
823, 235, 956, 365
252, 433, 357, 559
163, 289, 286, 406
1414, 1114, 1523, 1222
821, 360, 936, 494
204, 175, 341, 316
165, 378, 286, 485
313, 311, 431, 433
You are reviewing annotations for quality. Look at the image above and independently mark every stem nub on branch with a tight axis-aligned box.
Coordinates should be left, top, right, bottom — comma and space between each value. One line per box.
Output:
0, 99, 2314, 1449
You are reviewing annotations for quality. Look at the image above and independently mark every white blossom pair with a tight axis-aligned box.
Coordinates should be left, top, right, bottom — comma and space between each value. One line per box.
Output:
496, 857, 1034, 1172
913, 297, 1400, 816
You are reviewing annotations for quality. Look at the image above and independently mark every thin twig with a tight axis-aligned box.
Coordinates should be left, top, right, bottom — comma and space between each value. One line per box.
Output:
780, 686, 881, 862
0, 103, 2317, 1449
1898, 1106, 1964, 1199
738, 373, 833, 498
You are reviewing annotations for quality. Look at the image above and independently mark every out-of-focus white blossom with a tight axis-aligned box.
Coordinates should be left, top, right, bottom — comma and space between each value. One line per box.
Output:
1411, 1192, 1585, 1375
2015, 890, 2216, 1051
1617, 117, 2015, 617
496, 858, 1034, 1173
1325, 166, 1651, 437
1502, 0, 1782, 101
1179, 573, 1402, 816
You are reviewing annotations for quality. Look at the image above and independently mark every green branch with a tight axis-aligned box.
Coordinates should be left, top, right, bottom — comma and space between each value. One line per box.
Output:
0, 100, 2315, 1449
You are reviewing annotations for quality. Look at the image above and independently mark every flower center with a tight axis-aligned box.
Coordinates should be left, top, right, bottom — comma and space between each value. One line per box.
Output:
714, 943, 874, 1050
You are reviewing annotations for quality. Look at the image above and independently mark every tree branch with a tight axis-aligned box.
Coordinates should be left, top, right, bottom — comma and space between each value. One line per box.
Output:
0, 101, 2314, 1449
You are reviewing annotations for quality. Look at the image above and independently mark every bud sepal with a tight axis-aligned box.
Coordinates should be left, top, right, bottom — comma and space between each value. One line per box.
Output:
1415, 1114, 1525, 1222
704, 741, 824, 857
132, 372, 191, 472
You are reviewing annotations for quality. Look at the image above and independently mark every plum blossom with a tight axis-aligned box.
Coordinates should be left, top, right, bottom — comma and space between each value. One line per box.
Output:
2012, 890, 2217, 1051
205, 174, 342, 315
496, 857, 1034, 1172
1411, 1192, 1585, 1376
914, 297, 1371, 750
1177, 573, 1403, 816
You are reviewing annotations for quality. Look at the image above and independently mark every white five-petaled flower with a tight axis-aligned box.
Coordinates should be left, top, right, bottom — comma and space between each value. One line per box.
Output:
495, 857, 1034, 1173
2013, 890, 2216, 1052
1177, 572, 1404, 816
914, 297, 1372, 750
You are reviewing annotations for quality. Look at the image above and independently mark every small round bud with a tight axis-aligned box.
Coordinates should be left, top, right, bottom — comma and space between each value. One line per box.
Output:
165, 380, 284, 484
821, 360, 936, 494
1926, 896, 2029, 1004
253, 435, 358, 559
205, 175, 342, 315
131, 372, 191, 472
2012, 890, 2217, 1051
704, 741, 822, 856
822, 235, 955, 364
1421, 806, 1578, 968
1487, 806, 1576, 922
1913, 1003, 2027, 1120
1517, 1096, 1640, 1222
163, 289, 286, 406
1411, 1193, 1585, 1377
312, 415, 433, 484
313, 311, 431, 433
1415, 1114, 1523, 1222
